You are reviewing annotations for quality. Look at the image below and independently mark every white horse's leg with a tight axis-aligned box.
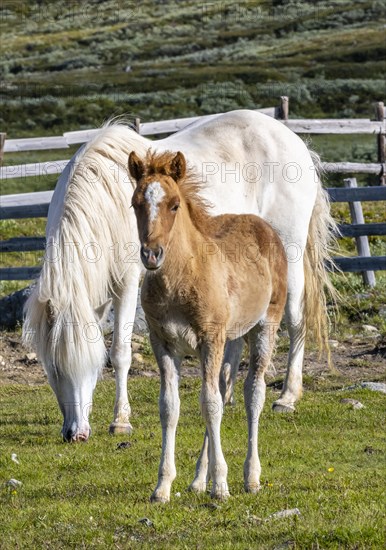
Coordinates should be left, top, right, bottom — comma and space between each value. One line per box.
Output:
273, 262, 305, 413
109, 267, 141, 434
151, 336, 181, 503
220, 338, 244, 406
244, 308, 281, 492
200, 341, 229, 500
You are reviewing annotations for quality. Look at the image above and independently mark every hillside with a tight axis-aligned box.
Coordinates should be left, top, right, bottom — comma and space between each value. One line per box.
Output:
1, 0, 385, 137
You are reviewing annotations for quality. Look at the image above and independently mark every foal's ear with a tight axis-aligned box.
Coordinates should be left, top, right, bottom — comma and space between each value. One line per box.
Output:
168, 151, 186, 182
128, 151, 144, 181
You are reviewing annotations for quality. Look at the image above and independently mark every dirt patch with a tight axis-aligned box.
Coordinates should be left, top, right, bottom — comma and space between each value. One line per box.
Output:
1, 331, 385, 388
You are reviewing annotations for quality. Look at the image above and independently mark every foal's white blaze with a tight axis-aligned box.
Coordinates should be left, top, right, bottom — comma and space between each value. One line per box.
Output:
145, 181, 165, 222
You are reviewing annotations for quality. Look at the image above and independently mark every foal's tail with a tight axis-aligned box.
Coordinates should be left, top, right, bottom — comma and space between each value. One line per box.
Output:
303, 152, 338, 362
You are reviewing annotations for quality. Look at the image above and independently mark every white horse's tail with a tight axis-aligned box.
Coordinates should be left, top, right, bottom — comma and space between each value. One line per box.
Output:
23, 123, 147, 382
303, 152, 338, 361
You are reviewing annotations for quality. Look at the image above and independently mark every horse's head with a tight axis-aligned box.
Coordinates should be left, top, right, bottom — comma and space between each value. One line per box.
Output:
41, 298, 111, 443
129, 150, 186, 270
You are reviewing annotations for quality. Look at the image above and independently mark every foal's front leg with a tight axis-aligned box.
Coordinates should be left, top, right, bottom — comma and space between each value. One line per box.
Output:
191, 338, 243, 493
200, 339, 229, 500
150, 334, 181, 503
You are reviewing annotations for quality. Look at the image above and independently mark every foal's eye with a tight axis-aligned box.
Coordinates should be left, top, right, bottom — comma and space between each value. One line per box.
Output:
170, 204, 179, 212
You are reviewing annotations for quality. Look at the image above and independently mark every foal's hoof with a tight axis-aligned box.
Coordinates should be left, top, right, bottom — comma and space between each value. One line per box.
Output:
272, 402, 295, 413
188, 480, 207, 494
245, 483, 260, 494
150, 492, 169, 504
210, 483, 230, 501
109, 422, 133, 435
211, 489, 230, 501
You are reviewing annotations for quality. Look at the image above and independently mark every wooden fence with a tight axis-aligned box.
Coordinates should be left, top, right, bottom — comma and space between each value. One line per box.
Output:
1, 99, 385, 285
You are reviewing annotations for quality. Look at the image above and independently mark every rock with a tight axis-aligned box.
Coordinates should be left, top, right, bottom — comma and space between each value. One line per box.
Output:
340, 398, 364, 410
131, 341, 142, 353
25, 352, 37, 362
133, 335, 145, 344
132, 353, 144, 364
200, 502, 220, 510
105, 289, 148, 335
0, 286, 34, 330
360, 382, 386, 394
328, 340, 339, 348
11, 453, 20, 464
116, 441, 131, 450
138, 518, 153, 527
364, 446, 380, 454
354, 293, 371, 300
362, 324, 379, 333
0, 286, 149, 336
379, 306, 386, 319
7, 479, 22, 488
266, 508, 301, 521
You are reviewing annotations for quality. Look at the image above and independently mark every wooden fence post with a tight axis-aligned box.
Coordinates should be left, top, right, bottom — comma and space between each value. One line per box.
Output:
344, 178, 376, 287
135, 117, 141, 134
374, 102, 385, 185
0, 133, 6, 165
275, 96, 289, 120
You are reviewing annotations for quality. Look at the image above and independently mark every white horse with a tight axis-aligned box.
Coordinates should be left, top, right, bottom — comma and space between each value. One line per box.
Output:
23, 110, 335, 442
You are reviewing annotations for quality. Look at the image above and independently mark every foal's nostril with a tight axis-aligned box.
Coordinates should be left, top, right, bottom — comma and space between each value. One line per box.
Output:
140, 245, 164, 268
156, 246, 164, 261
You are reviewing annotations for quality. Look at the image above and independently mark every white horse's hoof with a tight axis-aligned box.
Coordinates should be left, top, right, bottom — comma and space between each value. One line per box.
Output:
109, 422, 133, 435
272, 402, 295, 413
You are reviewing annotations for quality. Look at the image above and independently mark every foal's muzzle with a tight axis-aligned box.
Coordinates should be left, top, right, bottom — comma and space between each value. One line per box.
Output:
140, 245, 164, 270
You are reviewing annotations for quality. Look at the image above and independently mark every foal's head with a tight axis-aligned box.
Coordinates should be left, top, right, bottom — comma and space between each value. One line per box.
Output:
129, 150, 186, 270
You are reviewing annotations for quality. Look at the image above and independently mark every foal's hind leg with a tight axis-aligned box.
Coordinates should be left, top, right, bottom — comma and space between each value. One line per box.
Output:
244, 307, 282, 493
220, 338, 244, 406
109, 267, 141, 434
273, 262, 305, 413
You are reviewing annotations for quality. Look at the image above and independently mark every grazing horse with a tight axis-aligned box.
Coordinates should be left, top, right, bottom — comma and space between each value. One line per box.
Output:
23, 110, 335, 442
129, 149, 287, 501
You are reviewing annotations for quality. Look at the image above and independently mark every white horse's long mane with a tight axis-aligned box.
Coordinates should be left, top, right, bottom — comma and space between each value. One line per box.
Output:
23, 121, 149, 381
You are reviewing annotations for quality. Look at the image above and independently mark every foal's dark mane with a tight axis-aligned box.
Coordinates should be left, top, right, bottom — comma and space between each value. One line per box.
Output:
144, 150, 213, 231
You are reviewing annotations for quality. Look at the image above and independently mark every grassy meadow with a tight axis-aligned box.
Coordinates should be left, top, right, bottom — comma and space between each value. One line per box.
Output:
0, 378, 385, 549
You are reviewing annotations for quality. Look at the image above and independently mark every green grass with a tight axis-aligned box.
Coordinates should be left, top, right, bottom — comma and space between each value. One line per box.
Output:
0, 378, 385, 548
1, 1, 384, 135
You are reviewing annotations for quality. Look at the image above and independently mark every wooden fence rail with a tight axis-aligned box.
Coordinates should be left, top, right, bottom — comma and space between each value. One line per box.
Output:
2, 160, 385, 181
3, 115, 385, 154
1, 185, 385, 281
